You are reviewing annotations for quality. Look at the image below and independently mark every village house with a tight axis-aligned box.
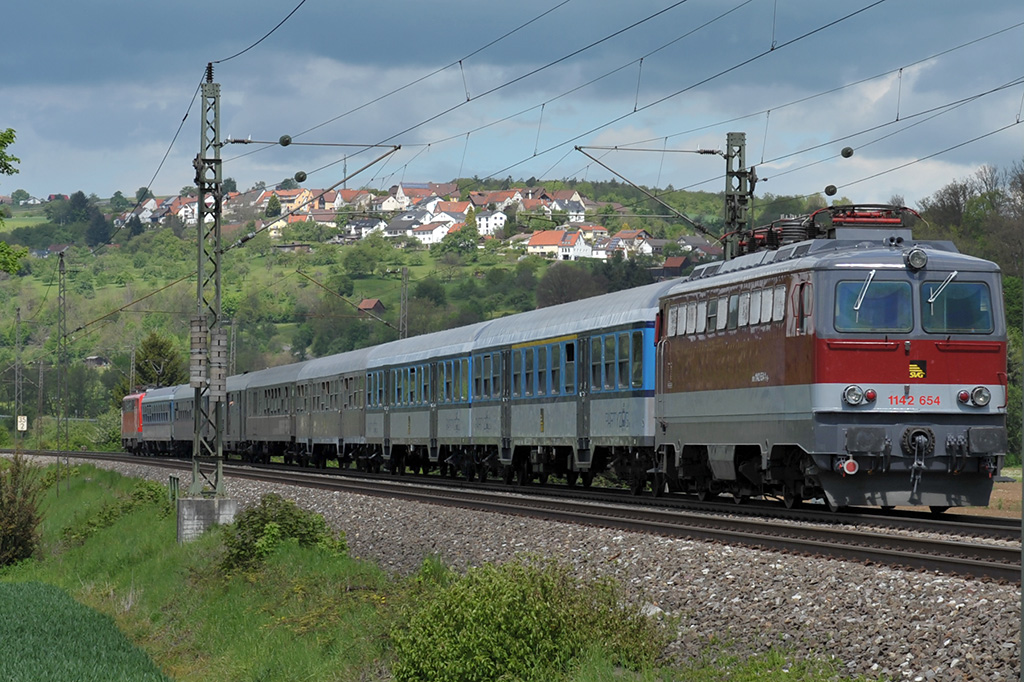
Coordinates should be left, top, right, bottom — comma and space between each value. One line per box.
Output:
556, 231, 592, 261
411, 221, 451, 245
357, 298, 386, 318
474, 209, 507, 236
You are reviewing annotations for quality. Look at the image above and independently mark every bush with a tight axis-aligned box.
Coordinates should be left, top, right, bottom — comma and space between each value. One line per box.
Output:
0, 454, 45, 566
390, 556, 666, 682
61, 479, 172, 546
220, 493, 346, 572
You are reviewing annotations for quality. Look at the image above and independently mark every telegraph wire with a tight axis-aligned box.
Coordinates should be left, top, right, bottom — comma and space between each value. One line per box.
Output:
213, 0, 310, 64
600, 20, 1024, 152
447, 0, 889, 197
832, 120, 1024, 194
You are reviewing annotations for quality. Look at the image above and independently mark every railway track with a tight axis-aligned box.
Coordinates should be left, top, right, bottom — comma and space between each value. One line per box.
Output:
12, 449, 1022, 583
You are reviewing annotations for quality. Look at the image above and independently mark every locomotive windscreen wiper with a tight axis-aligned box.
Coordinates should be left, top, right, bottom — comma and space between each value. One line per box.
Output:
853, 269, 876, 311
926, 270, 958, 304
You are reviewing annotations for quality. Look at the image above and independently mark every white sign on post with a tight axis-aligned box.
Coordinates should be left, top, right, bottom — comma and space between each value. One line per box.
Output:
16, 416, 27, 432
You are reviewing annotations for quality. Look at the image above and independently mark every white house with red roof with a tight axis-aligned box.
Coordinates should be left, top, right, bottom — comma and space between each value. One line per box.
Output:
411, 221, 451, 245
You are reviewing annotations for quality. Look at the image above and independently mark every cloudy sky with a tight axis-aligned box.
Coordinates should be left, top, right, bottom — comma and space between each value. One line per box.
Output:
3, 0, 1022, 208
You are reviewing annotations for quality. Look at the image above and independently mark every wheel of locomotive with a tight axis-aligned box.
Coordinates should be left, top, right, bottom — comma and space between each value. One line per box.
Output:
628, 472, 646, 496
478, 463, 488, 483
929, 505, 950, 515
502, 464, 514, 485
581, 471, 594, 488
566, 471, 579, 487
538, 472, 549, 485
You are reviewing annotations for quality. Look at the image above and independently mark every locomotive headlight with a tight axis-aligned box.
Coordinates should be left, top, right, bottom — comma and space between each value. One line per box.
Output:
843, 385, 865, 405
971, 386, 992, 407
905, 247, 928, 271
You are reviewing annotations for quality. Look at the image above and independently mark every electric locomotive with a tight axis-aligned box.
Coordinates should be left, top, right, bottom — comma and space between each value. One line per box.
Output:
120, 391, 145, 454
654, 206, 1007, 510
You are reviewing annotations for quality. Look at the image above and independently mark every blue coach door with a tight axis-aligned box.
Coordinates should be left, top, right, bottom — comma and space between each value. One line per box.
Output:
576, 337, 591, 469
500, 349, 511, 463
429, 362, 439, 463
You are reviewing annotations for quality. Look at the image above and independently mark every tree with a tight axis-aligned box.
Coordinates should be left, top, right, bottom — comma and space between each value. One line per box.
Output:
0, 128, 18, 178
135, 331, 188, 389
222, 177, 238, 193
110, 190, 131, 211
0, 128, 26, 274
343, 244, 377, 278
536, 262, 602, 307
135, 186, 153, 203
85, 211, 112, 246
126, 214, 145, 238
11, 189, 29, 205
265, 194, 282, 218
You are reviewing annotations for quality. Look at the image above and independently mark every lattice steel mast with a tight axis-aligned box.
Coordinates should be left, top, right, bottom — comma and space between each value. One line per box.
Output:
189, 63, 227, 496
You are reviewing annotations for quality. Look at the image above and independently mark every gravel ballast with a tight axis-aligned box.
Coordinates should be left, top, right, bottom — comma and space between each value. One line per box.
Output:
37, 458, 1024, 680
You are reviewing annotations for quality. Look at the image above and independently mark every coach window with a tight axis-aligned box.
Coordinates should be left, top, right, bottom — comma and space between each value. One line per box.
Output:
483, 354, 493, 398
604, 335, 616, 390
459, 359, 469, 402
421, 365, 430, 404
591, 338, 602, 391
550, 344, 561, 396
441, 363, 450, 403
727, 294, 740, 330
631, 331, 644, 388
667, 305, 678, 336
617, 333, 630, 388
538, 346, 548, 396
564, 341, 576, 394
473, 356, 482, 398
523, 348, 534, 397
492, 354, 502, 398
512, 351, 521, 397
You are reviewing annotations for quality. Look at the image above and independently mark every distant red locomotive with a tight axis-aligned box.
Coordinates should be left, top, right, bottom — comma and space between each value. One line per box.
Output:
655, 206, 1007, 511
120, 391, 145, 455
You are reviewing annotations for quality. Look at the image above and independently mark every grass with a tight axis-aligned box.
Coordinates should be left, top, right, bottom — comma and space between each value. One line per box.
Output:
1, 463, 876, 681
0, 581, 170, 681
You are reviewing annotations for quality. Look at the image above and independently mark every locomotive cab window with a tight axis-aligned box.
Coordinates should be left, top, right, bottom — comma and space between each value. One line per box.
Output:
834, 279, 912, 333
921, 280, 993, 334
